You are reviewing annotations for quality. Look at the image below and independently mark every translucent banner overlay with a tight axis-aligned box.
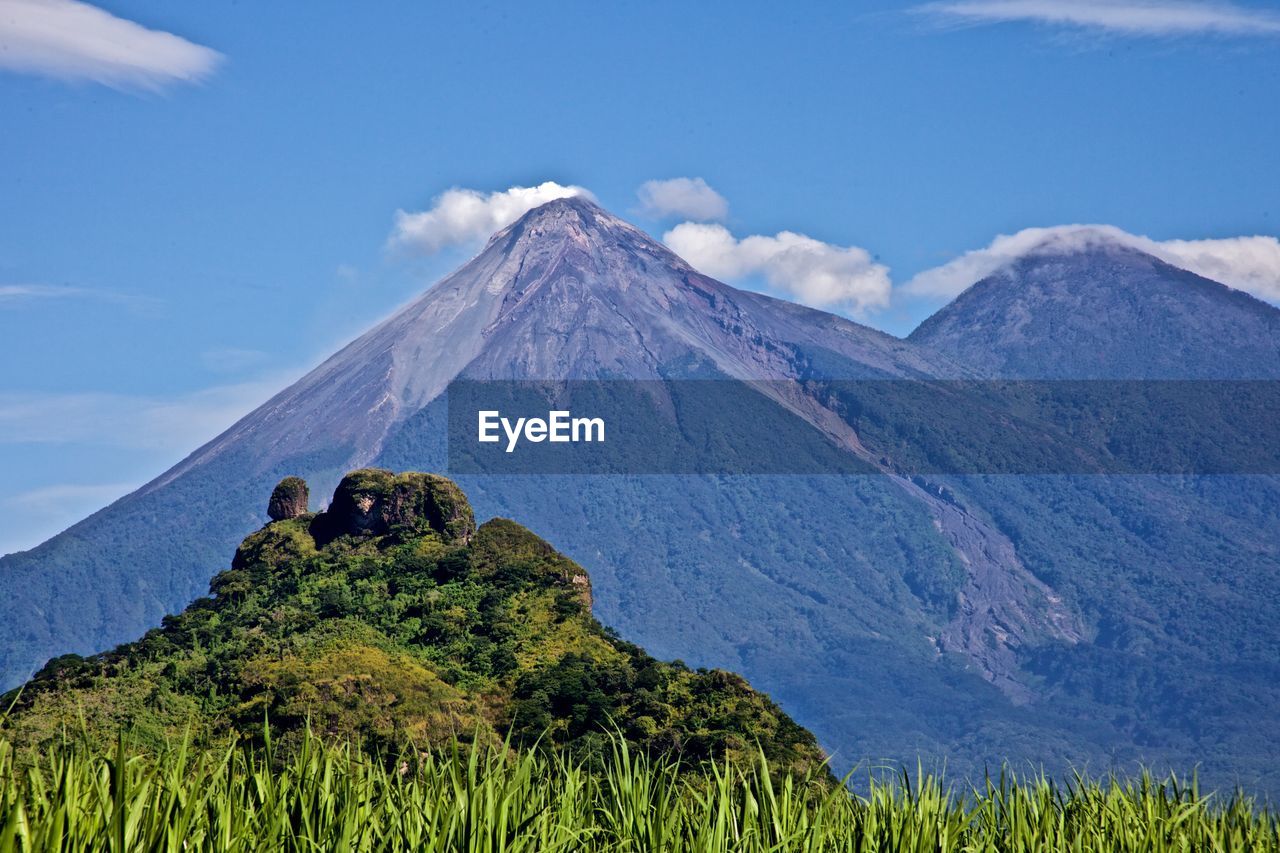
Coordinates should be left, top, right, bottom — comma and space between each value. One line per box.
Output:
444, 380, 1280, 475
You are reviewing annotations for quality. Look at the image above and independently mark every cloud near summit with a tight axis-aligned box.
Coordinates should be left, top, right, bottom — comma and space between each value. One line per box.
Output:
387, 181, 1279, 316
387, 179, 891, 317
389, 182, 593, 254
905, 225, 1280, 302
664, 223, 892, 316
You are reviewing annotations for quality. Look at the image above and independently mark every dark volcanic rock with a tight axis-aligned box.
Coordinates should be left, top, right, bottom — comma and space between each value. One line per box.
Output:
267, 476, 310, 521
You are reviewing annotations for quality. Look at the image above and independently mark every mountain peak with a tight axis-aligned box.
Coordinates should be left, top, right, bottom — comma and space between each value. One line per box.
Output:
145, 195, 958, 493
1012, 224, 1143, 260
910, 228, 1280, 378
521, 193, 605, 218
489, 194, 664, 259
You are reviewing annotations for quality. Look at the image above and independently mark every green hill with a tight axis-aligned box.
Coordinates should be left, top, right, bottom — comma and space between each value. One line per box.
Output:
2, 469, 824, 775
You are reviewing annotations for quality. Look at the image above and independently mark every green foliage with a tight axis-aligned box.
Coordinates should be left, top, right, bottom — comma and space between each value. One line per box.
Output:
1, 728, 1276, 851
1, 472, 824, 777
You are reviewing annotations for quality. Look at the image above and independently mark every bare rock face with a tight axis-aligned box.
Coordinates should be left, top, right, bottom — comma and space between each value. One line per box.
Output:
267, 477, 309, 521
326, 468, 475, 544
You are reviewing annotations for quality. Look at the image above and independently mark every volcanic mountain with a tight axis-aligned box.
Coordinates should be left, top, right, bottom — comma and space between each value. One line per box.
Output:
160, 196, 949, 487
909, 232, 1280, 378
3, 199, 1279, 791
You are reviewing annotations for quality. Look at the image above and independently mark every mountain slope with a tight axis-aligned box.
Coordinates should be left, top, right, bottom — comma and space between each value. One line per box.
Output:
909, 237, 1280, 378
3, 469, 825, 775
903, 234, 1280, 791
165, 197, 951, 490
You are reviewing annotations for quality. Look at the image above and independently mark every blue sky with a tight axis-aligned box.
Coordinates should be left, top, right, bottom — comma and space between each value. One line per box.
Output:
2, 0, 1280, 554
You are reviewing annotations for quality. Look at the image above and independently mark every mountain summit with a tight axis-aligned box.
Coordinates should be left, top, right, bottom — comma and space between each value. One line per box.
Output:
910, 240, 1280, 378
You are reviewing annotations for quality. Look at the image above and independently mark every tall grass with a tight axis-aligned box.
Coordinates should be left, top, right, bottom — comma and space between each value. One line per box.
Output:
0, 729, 1275, 851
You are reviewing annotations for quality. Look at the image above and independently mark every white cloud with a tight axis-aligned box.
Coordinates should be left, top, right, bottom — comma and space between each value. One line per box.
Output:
1154, 236, 1280, 301
664, 222, 892, 315
389, 182, 594, 254
0, 0, 222, 90
0, 283, 88, 302
636, 177, 729, 222
904, 225, 1280, 302
917, 0, 1280, 37
905, 226, 1129, 296
0, 375, 294, 453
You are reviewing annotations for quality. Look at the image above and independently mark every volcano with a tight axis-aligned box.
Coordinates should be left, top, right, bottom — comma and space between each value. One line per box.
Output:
4, 199, 1279, 790
910, 232, 1280, 378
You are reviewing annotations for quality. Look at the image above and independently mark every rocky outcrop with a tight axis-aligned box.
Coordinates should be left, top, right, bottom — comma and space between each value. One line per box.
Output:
267, 476, 310, 521
323, 469, 475, 544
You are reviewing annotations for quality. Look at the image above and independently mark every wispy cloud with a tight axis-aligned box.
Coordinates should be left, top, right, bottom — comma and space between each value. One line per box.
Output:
0, 0, 222, 90
0, 283, 150, 309
905, 224, 1280, 301
664, 222, 892, 316
0, 284, 88, 302
0, 374, 295, 453
916, 0, 1280, 37
0, 368, 302, 556
389, 182, 593, 255
636, 177, 729, 222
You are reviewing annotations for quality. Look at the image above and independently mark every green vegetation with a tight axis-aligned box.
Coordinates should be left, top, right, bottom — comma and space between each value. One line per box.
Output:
1, 728, 1275, 851
1, 470, 822, 776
